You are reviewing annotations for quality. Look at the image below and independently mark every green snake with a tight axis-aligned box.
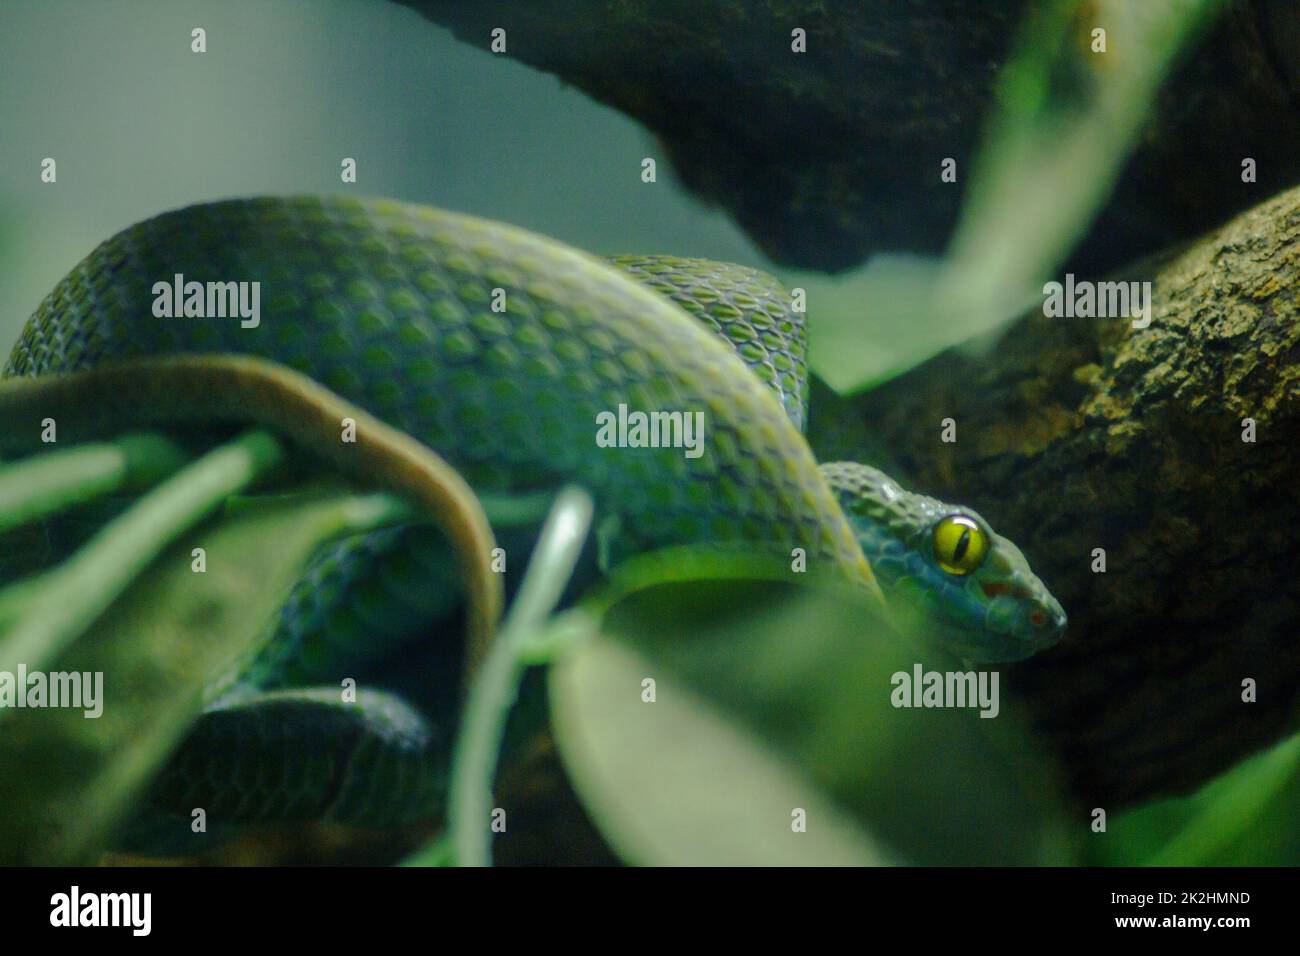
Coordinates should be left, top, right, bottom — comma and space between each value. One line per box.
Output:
2, 196, 1065, 849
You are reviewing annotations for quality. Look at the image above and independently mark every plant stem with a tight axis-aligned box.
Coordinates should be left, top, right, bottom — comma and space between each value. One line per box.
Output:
447, 485, 594, 867
0, 433, 190, 534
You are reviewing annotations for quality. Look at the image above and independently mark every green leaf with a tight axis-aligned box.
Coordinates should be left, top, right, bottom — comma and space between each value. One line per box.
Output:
551, 574, 1076, 865
942, 0, 1226, 323
807, 0, 1226, 395
787, 255, 952, 394
1097, 732, 1300, 866
0, 489, 409, 864
0, 431, 285, 679
554, 634, 890, 865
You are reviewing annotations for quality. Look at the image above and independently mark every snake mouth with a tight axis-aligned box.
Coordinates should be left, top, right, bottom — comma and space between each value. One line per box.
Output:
972, 590, 1068, 660
980, 580, 1035, 602
979, 580, 1067, 646
1023, 603, 1068, 649
1029, 605, 1067, 634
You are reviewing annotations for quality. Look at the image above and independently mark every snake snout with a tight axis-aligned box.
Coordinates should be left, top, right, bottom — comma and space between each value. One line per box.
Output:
1026, 595, 1068, 646
978, 576, 1067, 659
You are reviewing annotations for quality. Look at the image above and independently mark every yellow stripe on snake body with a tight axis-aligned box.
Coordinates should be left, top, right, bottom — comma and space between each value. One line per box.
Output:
5, 196, 876, 592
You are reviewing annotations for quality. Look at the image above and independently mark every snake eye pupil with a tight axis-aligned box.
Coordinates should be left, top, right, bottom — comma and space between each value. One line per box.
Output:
932, 515, 988, 576
952, 528, 971, 562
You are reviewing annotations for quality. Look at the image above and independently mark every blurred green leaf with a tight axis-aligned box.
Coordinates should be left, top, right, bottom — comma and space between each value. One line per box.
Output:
811, 1, 1226, 397
789, 256, 951, 394
1097, 732, 1300, 866
553, 632, 891, 865
551, 574, 1077, 865
0, 489, 408, 864
943, 0, 1226, 323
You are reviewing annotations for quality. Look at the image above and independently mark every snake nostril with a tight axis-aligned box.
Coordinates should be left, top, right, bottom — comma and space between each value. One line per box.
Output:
1029, 609, 1048, 629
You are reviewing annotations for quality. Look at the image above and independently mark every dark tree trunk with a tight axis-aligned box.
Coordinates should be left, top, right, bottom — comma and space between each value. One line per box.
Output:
400, 0, 1300, 276
850, 185, 1300, 806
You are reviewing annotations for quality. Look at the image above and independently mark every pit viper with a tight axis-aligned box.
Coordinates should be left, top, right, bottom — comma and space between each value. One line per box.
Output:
1, 196, 1066, 848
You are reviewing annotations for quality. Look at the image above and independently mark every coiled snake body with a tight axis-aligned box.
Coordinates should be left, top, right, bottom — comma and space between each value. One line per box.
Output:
4, 196, 1066, 845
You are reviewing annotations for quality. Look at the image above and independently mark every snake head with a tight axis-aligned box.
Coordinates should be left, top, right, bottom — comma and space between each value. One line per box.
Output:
820, 462, 1067, 662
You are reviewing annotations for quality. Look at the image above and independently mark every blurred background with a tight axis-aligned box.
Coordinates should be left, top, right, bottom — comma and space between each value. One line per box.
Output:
0, 0, 777, 356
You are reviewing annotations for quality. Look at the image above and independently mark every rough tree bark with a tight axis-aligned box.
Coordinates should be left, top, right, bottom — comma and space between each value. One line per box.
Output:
851, 185, 1300, 806
484, 186, 1300, 868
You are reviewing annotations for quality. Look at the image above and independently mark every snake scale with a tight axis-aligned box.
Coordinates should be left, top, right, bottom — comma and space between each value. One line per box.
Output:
2, 196, 1066, 850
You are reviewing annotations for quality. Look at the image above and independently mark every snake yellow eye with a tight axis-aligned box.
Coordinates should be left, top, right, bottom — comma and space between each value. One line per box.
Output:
932, 515, 988, 575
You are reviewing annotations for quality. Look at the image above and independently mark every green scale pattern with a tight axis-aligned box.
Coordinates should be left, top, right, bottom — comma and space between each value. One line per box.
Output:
2, 197, 1070, 844
6, 195, 870, 582
607, 255, 809, 431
